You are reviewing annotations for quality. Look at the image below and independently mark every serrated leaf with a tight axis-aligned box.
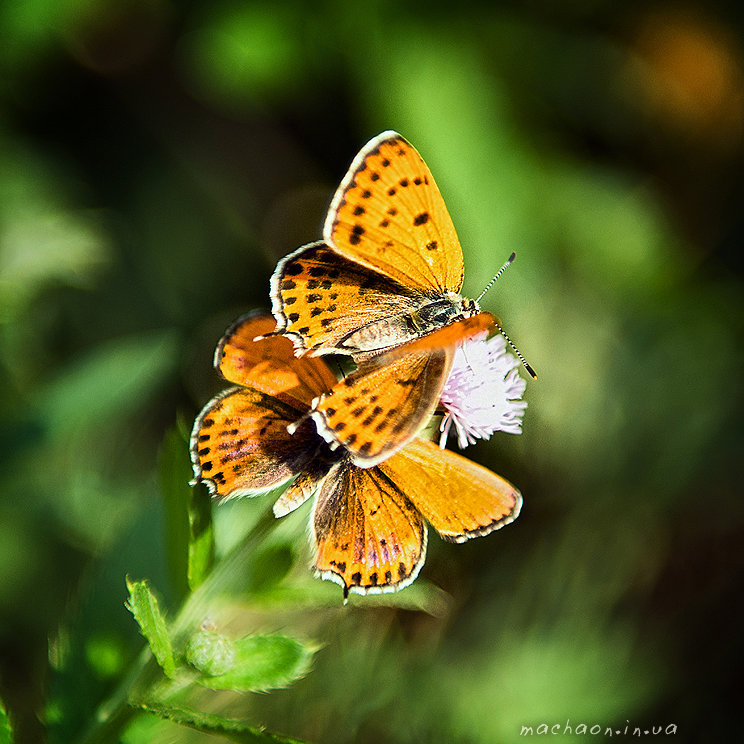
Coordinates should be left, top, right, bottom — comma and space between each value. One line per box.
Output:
0, 699, 12, 744
195, 634, 315, 692
125, 578, 176, 679
136, 701, 308, 744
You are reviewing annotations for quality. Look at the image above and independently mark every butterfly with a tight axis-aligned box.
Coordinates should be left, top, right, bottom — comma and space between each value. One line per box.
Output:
270, 131, 483, 361
191, 313, 522, 597
268, 132, 502, 466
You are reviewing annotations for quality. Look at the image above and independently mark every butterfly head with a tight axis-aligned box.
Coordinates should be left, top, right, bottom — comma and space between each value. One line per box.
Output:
461, 295, 480, 317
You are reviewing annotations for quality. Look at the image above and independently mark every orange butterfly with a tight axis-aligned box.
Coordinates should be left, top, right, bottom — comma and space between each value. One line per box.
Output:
269, 132, 505, 466
191, 313, 522, 597
270, 131, 483, 361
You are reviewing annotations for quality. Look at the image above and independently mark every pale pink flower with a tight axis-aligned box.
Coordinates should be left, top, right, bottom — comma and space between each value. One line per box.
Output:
439, 333, 527, 449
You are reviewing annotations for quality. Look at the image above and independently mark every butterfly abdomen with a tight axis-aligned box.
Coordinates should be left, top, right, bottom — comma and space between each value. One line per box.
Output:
340, 314, 418, 354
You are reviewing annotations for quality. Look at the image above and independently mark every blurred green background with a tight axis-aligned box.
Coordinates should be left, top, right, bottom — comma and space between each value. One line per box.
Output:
1, 0, 743, 742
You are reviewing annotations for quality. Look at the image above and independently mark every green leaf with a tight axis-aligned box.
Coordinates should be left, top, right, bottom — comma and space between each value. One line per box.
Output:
135, 701, 308, 744
0, 699, 13, 744
159, 427, 190, 600
125, 578, 176, 679
159, 425, 214, 595
194, 634, 315, 692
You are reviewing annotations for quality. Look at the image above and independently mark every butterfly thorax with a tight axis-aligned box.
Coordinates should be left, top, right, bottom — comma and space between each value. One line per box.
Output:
340, 292, 480, 357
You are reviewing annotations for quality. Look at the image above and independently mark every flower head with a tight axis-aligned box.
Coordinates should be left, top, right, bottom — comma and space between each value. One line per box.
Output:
439, 332, 528, 449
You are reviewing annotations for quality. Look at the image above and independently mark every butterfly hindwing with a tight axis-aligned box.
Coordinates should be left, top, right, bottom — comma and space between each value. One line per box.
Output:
192, 312, 339, 505
217, 310, 337, 407
191, 386, 322, 498
378, 438, 522, 541
312, 460, 427, 596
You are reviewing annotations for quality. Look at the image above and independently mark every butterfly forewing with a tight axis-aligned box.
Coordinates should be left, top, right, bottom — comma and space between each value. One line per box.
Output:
312, 460, 427, 596
325, 131, 464, 294
269, 241, 427, 358
309, 314, 496, 466
311, 348, 450, 468
379, 438, 522, 541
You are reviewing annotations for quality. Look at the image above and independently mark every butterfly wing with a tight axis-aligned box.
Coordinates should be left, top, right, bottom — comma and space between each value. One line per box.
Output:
310, 313, 495, 467
311, 348, 448, 468
269, 241, 427, 358
191, 387, 329, 500
325, 131, 464, 294
191, 312, 338, 506
378, 438, 522, 541
312, 459, 426, 596
216, 310, 337, 407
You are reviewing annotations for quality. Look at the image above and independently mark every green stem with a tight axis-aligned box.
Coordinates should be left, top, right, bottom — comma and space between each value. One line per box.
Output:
173, 504, 277, 638
74, 503, 278, 744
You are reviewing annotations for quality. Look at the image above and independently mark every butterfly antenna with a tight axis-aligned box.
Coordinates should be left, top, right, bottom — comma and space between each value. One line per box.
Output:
495, 320, 537, 379
476, 251, 516, 303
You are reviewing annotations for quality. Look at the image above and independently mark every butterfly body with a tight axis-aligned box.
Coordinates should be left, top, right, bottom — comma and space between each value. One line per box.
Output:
340, 289, 479, 359
270, 131, 480, 361
268, 131, 508, 465
270, 242, 480, 361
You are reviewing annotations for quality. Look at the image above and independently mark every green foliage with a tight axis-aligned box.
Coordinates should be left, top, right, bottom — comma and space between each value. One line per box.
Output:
183, 4, 305, 111
241, 543, 294, 595
39, 330, 179, 443
186, 485, 215, 593
190, 633, 315, 693
160, 426, 215, 597
0, 699, 13, 744
121, 571, 317, 740
124, 575, 317, 693
1, 1, 741, 742
126, 578, 176, 680
135, 701, 308, 744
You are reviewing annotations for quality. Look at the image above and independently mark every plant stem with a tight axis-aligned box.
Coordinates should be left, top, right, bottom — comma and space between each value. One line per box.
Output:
74, 503, 278, 744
